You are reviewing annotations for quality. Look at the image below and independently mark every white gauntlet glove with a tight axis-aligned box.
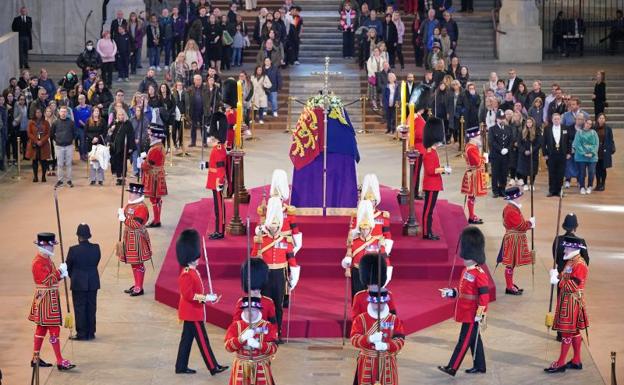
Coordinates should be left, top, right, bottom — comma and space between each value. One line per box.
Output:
374, 341, 388, 351
239, 329, 255, 342
501, 148, 509, 155
117, 208, 126, 222
368, 331, 383, 343
205, 293, 218, 303
58, 263, 68, 278
483, 152, 489, 163
444, 165, 452, 174
439, 288, 456, 298
529, 217, 536, 228
246, 338, 260, 349
289, 265, 301, 290
549, 269, 560, 285
341, 256, 352, 269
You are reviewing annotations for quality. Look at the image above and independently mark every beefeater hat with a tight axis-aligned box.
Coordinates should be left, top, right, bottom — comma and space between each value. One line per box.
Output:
126, 183, 144, 195
34, 232, 59, 246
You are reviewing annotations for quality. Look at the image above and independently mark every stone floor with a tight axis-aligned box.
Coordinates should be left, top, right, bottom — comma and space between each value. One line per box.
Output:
0, 59, 622, 385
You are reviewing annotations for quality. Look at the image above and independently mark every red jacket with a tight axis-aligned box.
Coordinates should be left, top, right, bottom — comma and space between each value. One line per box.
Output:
206, 144, 227, 190
453, 265, 490, 323
177, 267, 206, 321
28, 254, 62, 326
141, 142, 168, 197
423, 148, 443, 191
348, 236, 390, 267
232, 295, 277, 324
501, 203, 532, 266
414, 113, 426, 154
351, 289, 397, 320
225, 108, 236, 149
120, 201, 152, 263
251, 233, 297, 269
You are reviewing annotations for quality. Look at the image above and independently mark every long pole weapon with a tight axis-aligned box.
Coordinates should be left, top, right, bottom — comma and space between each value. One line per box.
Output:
53, 188, 73, 331
117, 135, 128, 277
374, 253, 383, 385
530, 143, 535, 290
545, 189, 564, 329
202, 236, 215, 296
342, 267, 350, 346
245, 217, 256, 375
434, 91, 450, 167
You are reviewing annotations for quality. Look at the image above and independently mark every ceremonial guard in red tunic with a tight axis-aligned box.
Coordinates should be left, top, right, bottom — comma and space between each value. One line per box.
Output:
461, 126, 488, 224
232, 258, 278, 325
224, 297, 279, 385
545, 236, 589, 373
174, 229, 228, 375
342, 200, 392, 298
117, 183, 152, 296
350, 254, 405, 385
422, 117, 452, 240
140, 125, 168, 228
265, 169, 303, 255
497, 186, 535, 295
349, 174, 393, 243
438, 227, 490, 377
411, 95, 429, 201
252, 197, 301, 343
206, 107, 229, 240
29, 233, 76, 371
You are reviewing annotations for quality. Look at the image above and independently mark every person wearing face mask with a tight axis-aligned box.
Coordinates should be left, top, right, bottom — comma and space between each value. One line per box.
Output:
545, 236, 589, 373
438, 226, 490, 377
497, 186, 535, 295
460, 126, 488, 224
252, 197, 301, 344
28, 232, 76, 371
174, 229, 228, 375
76, 41, 102, 83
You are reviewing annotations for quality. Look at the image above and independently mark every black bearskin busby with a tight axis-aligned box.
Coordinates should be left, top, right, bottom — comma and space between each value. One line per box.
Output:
459, 226, 486, 265
410, 83, 431, 113
359, 253, 387, 287
423, 116, 445, 148
176, 229, 201, 266
222, 78, 238, 108
241, 258, 270, 293
210, 109, 228, 143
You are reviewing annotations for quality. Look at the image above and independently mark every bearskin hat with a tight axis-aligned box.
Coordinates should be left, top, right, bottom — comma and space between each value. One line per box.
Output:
410, 83, 431, 113
459, 226, 486, 265
241, 258, 270, 292
359, 253, 387, 287
176, 229, 201, 266
210, 110, 228, 143
423, 116, 445, 148
222, 77, 239, 108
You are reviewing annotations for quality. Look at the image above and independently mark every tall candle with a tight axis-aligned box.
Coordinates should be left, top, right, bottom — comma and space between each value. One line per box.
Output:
408, 103, 415, 150
400, 81, 407, 125
235, 80, 243, 148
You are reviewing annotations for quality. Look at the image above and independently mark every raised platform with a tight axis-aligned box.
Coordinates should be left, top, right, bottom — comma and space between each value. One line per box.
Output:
154, 185, 496, 337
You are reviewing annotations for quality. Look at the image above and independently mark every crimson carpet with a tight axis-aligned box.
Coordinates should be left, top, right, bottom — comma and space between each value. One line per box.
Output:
154, 185, 496, 337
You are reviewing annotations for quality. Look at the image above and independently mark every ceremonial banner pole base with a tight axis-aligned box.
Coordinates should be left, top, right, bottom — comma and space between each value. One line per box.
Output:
403, 149, 420, 236
397, 125, 409, 206
226, 150, 246, 236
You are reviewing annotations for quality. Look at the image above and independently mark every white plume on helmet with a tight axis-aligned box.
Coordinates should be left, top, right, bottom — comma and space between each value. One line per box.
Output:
264, 197, 284, 230
270, 169, 290, 200
361, 174, 381, 204
356, 200, 375, 230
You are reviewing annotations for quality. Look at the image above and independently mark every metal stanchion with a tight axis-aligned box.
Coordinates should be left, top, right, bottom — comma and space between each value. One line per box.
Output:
12, 137, 23, 180
456, 116, 465, 157
358, 96, 369, 134
403, 149, 420, 236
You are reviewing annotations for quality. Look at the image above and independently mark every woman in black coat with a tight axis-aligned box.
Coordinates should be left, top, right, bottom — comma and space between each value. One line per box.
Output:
593, 70, 607, 118
204, 14, 223, 70
383, 13, 398, 68
107, 109, 136, 185
158, 83, 176, 150
516, 117, 543, 188
594, 113, 615, 191
90, 80, 113, 111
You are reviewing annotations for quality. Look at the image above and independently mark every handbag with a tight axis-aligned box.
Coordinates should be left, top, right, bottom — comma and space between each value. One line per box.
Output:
368, 75, 376, 86
222, 30, 234, 46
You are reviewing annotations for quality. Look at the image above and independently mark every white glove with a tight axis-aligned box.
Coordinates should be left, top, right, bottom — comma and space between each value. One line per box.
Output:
246, 338, 260, 349
137, 156, 143, 169
58, 263, 68, 278
216, 184, 224, 192
383, 239, 394, 255
240, 329, 255, 342
341, 256, 352, 269
255, 225, 264, 236
350, 229, 359, 240
474, 314, 484, 323
384, 266, 393, 287
501, 148, 509, 155
374, 341, 388, 351
140, 152, 147, 159
289, 265, 301, 290
199, 161, 206, 170
529, 217, 536, 228
118, 208, 126, 222
549, 269, 560, 285
444, 165, 452, 174
205, 293, 218, 303
293, 233, 303, 256
439, 288, 455, 298
368, 331, 383, 343
483, 152, 489, 163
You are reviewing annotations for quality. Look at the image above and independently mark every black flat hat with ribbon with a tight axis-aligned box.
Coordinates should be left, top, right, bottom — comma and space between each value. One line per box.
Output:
34, 232, 59, 246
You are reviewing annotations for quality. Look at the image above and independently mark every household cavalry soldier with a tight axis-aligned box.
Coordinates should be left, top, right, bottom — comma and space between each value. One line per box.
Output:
438, 227, 490, 377
140, 124, 168, 228
29, 232, 76, 371
205, 105, 229, 240
117, 183, 153, 296
461, 126, 488, 224
349, 174, 393, 244
342, 200, 393, 298
496, 186, 535, 295
232, 258, 278, 326
174, 229, 228, 375
252, 197, 301, 343
545, 235, 589, 374
350, 253, 405, 385
224, 258, 279, 385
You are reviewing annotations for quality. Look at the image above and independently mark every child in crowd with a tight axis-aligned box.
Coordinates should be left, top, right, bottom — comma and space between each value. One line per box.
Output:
88, 136, 110, 186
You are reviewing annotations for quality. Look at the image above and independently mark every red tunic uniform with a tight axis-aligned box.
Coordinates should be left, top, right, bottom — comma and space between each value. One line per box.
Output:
351, 289, 398, 320
348, 209, 392, 240
119, 201, 152, 264
460, 143, 487, 197
414, 114, 426, 155
141, 142, 168, 197
348, 236, 390, 268
422, 148, 443, 191
28, 254, 62, 326
178, 267, 207, 321
251, 234, 297, 269
453, 265, 490, 323
350, 310, 405, 385
553, 256, 589, 333
500, 203, 532, 267
233, 296, 277, 324
206, 143, 227, 190
224, 318, 278, 385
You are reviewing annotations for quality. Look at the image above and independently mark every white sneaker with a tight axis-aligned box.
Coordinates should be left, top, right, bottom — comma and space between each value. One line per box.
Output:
523, 185, 529, 191
244, 129, 252, 136
273, 112, 278, 117
580, 187, 586, 195
156, 66, 162, 72
587, 187, 592, 194
164, 66, 169, 71
295, 61, 300, 65
564, 181, 571, 189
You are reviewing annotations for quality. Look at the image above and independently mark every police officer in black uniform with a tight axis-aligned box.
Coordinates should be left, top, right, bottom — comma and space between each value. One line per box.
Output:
488, 110, 512, 198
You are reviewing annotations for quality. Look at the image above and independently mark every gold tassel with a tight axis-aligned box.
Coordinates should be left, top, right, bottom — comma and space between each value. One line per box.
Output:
64, 313, 74, 329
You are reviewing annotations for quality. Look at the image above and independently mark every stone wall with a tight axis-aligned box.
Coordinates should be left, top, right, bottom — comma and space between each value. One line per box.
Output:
0, 33, 20, 87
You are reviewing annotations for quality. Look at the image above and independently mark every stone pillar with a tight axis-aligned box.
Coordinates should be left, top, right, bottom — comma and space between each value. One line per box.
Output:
0, 32, 19, 87
497, 0, 543, 63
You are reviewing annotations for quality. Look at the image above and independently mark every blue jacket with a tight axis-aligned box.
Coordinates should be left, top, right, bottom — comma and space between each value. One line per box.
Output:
362, 18, 384, 39
265, 65, 281, 93
73, 105, 92, 130
383, 84, 401, 112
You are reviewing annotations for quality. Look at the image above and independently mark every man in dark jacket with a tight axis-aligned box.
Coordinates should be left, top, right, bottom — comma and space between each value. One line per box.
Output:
66, 224, 101, 341
115, 26, 131, 82
110, 9, 128, 41
11, 6, 32, 69
138, 67, 159, 93
76, 41, 102, 82
186, 74, 210, 147
488, 109, 513, 197
543, 113, 571, 197
263, 58, 282, 117
159, 8, 174, 68
51, 106, 76, 188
